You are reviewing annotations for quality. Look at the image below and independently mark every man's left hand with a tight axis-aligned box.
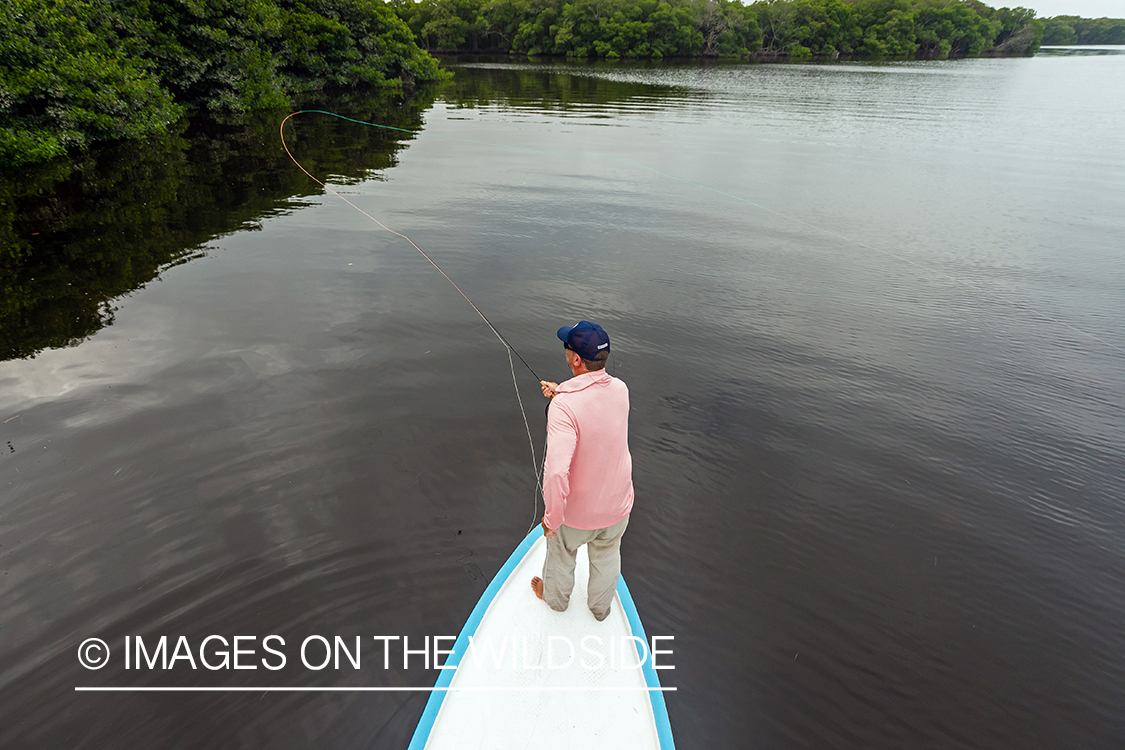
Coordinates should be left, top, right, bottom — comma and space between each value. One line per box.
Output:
541, 519, 557, 539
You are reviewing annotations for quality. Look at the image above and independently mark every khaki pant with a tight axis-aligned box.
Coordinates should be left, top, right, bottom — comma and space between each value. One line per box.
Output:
542, 515, 630, 621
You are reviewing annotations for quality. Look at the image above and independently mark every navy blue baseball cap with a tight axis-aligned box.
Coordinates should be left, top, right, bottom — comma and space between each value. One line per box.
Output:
557, 320, 610, 361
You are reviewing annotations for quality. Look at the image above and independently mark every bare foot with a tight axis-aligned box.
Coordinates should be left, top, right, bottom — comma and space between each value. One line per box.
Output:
530, 576, 545, 600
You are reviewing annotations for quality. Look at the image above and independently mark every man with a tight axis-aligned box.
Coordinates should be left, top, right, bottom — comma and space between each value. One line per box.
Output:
530, 320, 634, 622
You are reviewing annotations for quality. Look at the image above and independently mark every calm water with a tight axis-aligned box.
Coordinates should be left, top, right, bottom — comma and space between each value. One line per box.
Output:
2, 51, 1123, 749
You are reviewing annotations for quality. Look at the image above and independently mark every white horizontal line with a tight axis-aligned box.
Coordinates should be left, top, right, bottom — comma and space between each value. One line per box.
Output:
75, 686, 675, 692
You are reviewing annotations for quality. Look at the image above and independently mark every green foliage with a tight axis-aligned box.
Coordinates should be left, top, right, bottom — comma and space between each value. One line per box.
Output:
0, 0, 182, 167
0, 0, 446, 168
1041, 15, 1125, 45
754, 0, 797, 51
109, 0, 446, 111
108, 0, 289, 113
912, 1, 998, 58
397, 0, 492, 51
1041, 16, 1077, 44
398, 0, 751, 56
849, 0, 913, 57
394, 0, 1046, 60
988, 6, 1042, 54
696, 0, 761, 57
791, 0, 861, 56
278, 0, 446, 89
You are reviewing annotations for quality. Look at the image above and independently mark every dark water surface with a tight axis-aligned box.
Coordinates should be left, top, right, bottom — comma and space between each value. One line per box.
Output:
2, 54, 1123, 749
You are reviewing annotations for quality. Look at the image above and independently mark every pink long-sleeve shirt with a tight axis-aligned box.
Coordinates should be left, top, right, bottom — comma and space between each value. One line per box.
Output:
542, 369, 634, 531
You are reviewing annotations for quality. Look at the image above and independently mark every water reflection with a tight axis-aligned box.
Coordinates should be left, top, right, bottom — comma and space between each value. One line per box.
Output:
1, 56, 1123, 750
1039, 44, 1125, 55
441, 57, 692, 110
0, 90, 437, 362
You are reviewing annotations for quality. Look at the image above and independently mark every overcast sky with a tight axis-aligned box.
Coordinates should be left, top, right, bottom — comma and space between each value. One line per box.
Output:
1023, 0, 1124, 17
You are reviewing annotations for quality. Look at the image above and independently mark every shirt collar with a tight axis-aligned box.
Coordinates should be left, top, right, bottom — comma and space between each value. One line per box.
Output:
556, 369, 611, 394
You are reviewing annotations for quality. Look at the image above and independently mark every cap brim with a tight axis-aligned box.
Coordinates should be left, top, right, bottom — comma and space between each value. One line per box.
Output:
557, 325, 575, 343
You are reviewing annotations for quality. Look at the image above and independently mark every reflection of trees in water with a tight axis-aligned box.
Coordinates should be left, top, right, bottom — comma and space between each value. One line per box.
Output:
0, 89, 439, 362
439, 59, 688, 109
0, 67, 689, 362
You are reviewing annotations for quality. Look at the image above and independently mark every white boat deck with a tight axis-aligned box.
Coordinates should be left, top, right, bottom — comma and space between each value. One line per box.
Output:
423, 536, 663, 749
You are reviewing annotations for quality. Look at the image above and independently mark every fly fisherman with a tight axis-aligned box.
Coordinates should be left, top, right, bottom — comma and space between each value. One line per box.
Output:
531, 321, 633, 621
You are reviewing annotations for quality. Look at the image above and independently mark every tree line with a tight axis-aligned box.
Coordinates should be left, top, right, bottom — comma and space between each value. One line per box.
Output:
1041, 15, 1125, 44
4, 0, 1117, 170
391, 0, 1047, 59
0, 0, 446, 168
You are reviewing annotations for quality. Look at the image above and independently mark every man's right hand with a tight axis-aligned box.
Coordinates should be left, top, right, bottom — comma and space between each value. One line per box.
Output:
540, 380, 558, 398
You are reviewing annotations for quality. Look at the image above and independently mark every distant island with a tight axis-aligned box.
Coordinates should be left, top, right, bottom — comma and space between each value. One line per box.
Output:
1, 0, 1123, 169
